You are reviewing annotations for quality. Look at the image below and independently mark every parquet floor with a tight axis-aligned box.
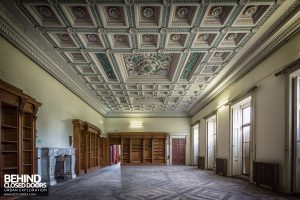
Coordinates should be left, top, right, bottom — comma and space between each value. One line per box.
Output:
24, 165, 298, 200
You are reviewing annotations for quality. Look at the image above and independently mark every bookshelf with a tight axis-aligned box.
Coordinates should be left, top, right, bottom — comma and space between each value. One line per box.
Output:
1, 103, 18, 179
22, 112, 33, 175
0, 80, 41, 187
122, 138, 130, 164
109, 133, 167, 165
144, 138, 152, 163
153, 138, 166, 164
72, 119, 108, 175
131, 138, 143, 163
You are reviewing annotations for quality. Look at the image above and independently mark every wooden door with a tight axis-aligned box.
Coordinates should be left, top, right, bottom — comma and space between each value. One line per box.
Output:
172, 138, 185, 165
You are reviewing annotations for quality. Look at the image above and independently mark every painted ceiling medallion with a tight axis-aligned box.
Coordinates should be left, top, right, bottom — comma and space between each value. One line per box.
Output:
214, 52, 223, 57
144, 34, 152, 41
212, 7, 223, 17
73, 7, 87, 18
199, 34, 209, 40
171, 34, 181, 41
227, 33, 238, 40
245, 6, 258, 16
87, 34, 97, 42
38, 6, 52, 17
124, 53, 173, 77
108, 7, 120, 18
115, 34, 125, 42
177, 7, 189, 18
143, 8, 154, 18
59, 34, 70, 41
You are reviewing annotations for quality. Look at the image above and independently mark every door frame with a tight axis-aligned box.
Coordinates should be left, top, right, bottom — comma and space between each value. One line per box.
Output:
170, 135, 188, 165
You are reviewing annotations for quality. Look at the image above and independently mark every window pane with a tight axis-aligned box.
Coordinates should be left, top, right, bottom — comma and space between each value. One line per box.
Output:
243, 106, 251, 124
243, 158, 250, 175
243, 126, 250, 143
193, 125, 199, 165
243, 143, 250, 158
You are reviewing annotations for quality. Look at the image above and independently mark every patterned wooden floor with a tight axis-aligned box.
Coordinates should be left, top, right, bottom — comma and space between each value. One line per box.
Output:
24, 165, 298, 200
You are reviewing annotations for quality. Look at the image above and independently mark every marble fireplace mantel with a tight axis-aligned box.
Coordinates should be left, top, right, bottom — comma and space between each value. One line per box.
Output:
37, 147, 76, 186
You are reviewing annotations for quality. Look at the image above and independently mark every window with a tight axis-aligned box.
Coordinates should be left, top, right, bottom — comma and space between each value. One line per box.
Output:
192, 124, 199, 165
231, 96, 252, 176
242, 106, 251, 175
292, 77, 300, 192
206, 115, 216, 170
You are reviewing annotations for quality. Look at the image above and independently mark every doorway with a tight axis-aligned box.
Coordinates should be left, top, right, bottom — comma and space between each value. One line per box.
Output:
172, 138, 186, 165
206, 115, 216, 170
231, 96, 252, 177
110, 145, 121, 165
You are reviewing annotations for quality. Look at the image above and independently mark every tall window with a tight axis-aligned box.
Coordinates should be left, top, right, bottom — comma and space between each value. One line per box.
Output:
192, 124, 199, 165
242, 106, 251, 175
231, 96, 252, 176
292, 77, 300, 192
206, 115, 216, 169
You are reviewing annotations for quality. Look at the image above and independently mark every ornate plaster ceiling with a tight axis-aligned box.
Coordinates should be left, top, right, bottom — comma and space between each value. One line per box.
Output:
0, 0, 299, 117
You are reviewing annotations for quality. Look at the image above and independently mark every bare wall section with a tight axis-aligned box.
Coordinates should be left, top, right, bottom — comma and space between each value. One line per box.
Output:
106, 117, 190, 135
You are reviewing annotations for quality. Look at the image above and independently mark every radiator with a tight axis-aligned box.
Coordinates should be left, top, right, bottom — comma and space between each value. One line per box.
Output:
253, 161, 279, 191
215, 158, 226, 176
197, 156, 205, 169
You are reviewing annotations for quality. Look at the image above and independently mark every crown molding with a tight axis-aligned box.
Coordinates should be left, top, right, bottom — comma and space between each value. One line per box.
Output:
105, 111, 190, 118
188, 0, 300, 116
0, 3, 109, 116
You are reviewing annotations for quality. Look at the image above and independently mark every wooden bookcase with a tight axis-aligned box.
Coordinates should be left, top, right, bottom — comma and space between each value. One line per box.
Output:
131, 138, 143, 164
108, 132, 167, 165
153, 138, 166, 164
144, 138, 152, 163
122, 138, 130, 164
72, 119, 108, 176
0, 80, 41, 187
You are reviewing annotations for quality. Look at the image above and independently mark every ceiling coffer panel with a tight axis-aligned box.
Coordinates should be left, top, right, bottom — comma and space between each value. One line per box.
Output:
9, 0, 282, 115
95, 53, 117, 80
181, 53, 205, 80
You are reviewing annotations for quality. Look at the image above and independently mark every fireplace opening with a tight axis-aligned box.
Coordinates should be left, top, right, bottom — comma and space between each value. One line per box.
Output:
54, 155, 71, 182
55, 156, 65, 181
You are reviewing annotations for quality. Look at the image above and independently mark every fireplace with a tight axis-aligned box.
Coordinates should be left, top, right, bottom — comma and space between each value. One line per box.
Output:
37, 148, 76, 185
55, 155, 72, 182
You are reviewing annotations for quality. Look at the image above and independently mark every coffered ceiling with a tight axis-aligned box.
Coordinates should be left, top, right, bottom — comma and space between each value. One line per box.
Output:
0, 0, 299, 117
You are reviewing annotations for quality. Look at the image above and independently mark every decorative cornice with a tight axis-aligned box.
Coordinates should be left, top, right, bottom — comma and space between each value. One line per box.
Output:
105, 111, 190, 118
189, 0, 300, 116
0, 9, 109, 116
